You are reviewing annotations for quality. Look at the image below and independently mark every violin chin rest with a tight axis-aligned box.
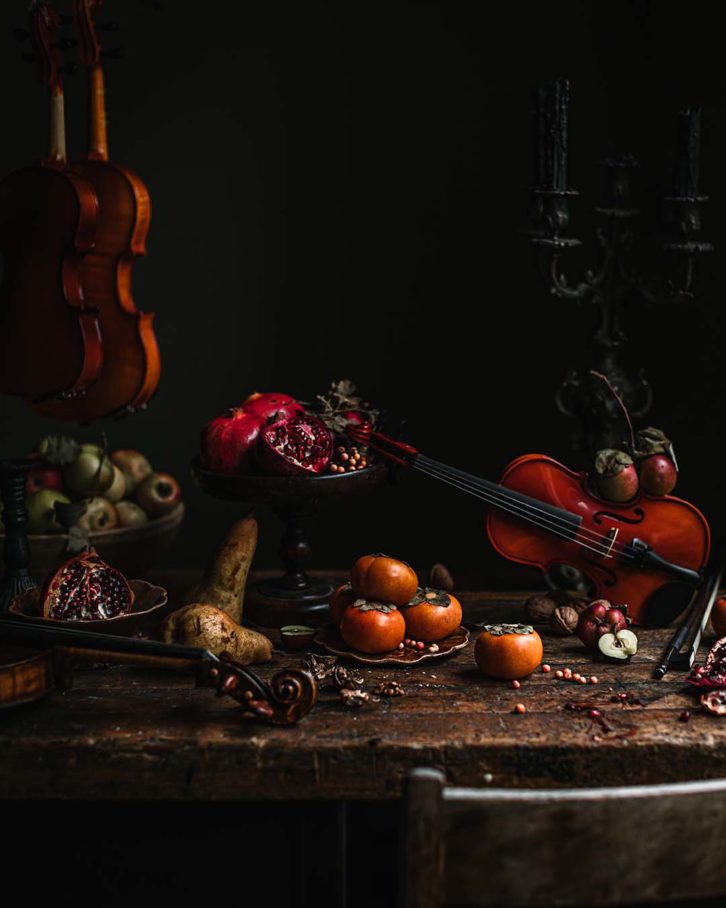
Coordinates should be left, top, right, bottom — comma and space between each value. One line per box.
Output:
639, 582, 695, 628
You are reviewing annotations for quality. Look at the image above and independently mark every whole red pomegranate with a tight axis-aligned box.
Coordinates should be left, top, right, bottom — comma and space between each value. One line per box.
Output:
201, 408, 264, 474
242, 392, 303, 423
257, 415, 333, 476
26, 465, 63, 495
577, 600, 629, 651
639, 454, 677, 496
42, 549, 134, 620
594, 449, 639, 503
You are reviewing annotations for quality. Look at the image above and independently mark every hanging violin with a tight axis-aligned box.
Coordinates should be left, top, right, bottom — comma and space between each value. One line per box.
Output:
35, 0, 161, 422
348, 425, 711, 626
0, 1, 102, 405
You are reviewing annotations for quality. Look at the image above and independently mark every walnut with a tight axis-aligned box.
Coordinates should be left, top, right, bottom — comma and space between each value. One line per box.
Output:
331, 665, 364, 690
428, 563, 455, 591
374, 680, 405, 697
550, 604, 580, 636
340, 688, 373, 708
524, 594, 558, 623
551, 589, 590, 613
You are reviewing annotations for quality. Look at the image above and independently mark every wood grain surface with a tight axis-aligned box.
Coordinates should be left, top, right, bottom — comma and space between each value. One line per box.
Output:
0, 586, 724, 801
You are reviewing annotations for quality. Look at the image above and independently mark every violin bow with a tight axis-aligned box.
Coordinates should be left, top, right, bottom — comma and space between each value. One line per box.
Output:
0, 617, 317, 724
654, 546, 724, 679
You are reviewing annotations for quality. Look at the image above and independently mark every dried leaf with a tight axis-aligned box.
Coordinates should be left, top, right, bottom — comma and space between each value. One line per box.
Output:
481, 623, 535, 637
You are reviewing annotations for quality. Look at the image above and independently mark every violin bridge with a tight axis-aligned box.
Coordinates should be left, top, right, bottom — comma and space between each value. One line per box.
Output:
603, 527, 619, 558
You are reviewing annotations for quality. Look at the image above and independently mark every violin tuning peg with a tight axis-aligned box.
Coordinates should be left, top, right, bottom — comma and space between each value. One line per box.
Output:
12, 26, 29, 42
101, 46, 125, 60
98, 20, 121, 32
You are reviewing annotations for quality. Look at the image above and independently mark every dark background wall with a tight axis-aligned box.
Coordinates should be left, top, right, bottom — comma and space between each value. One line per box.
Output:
0, 0, 722, 585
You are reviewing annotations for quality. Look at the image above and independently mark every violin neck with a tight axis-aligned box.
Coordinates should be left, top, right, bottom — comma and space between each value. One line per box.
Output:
411, 454, 581, 537
48, 85, 67, 163
87, 65, 109, 161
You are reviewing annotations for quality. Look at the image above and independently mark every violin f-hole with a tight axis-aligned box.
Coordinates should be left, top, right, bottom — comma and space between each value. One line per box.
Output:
593, 508, 645, 526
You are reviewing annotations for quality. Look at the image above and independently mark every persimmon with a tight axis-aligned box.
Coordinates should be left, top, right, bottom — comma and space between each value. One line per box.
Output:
329, 582, 356, 626
711, 596, 726, 637
350, 554, 418, 606
402, 588, 463, 642
340, 600, 405, 654
474, 623, 543, 680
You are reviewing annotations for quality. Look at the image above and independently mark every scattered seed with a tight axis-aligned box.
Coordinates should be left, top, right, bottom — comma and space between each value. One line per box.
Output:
589, 676, 599, 685
511, 679, 521, 689
679, 710, 691, 722
404, 639, 412, 647
563, 668, 573, 679
577, 676, 587, 684
573, 673, 582, 682
416, 641, 425, 651
587, 709, 601, 719
341, 452, 349, 461
542, 664, 551, 673
555, 670, 564, 679
514, 703, 526, 714
397, 642, 404, 650
483, 772, 493, 783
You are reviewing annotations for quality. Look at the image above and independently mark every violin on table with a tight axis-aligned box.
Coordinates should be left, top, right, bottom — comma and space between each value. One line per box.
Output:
35, 0, 161, 421
348, 425, 711, 626
0, 1, 102, 405
0, 618, 316, 725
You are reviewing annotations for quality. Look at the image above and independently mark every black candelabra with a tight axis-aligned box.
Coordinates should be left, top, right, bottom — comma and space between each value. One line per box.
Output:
528, 79, 712, 458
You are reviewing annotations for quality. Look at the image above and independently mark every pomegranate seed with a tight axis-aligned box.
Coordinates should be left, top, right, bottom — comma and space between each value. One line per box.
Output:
555, 670, 564, 679
397, 642, 404, 650
514, 703, 526, 714
563, 668, 572, 679
577, 677, 587, 684
341, 453, 349, 461
416, 641, 425, 651
541, 664, 551, 673
679, 710, 691, 722
511, 679, 521, 689
573, 673, 582, 682
587, 709, 601, 718
589, 676, 599, 685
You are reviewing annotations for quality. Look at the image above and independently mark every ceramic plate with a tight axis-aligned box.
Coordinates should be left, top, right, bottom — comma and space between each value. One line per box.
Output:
314, 623, 469, 666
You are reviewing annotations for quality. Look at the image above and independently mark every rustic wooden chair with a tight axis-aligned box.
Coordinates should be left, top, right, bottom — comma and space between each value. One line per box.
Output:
400, 768, 726, 907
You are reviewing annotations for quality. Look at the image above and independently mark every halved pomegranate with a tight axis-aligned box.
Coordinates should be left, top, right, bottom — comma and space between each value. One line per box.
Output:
42, 549, 134, 621
242, 392, 303, 423
257, 415, 333, 476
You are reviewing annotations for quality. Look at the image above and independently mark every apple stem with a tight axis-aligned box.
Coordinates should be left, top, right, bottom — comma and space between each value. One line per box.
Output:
590, 370, 637, 455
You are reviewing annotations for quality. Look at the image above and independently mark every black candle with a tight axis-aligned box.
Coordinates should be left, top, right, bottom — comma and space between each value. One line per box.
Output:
674, 106, 701, 197
534, 78, 569, 190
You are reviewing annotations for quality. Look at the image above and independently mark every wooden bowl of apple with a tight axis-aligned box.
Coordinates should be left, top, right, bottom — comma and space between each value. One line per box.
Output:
0, 436, 184, 579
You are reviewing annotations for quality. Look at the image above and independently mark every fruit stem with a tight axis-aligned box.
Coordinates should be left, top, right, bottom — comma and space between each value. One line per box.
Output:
590, 371, 636, 455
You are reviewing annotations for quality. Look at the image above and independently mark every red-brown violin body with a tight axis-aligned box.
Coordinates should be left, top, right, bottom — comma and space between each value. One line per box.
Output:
37, 0, 161, 420
0, 3, 102, 403
488, 454, 710, 624
347, 425, 711, 626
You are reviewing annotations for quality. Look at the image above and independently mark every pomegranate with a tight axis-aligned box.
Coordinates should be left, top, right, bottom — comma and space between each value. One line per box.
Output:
201, 408, 263, 475
639, 454, 677, 496
242, 392, 303, 423
110, 449, 153, 492
26, 465, 63, 495
594, 449, 639, 502
257, 415, 333, 476
136, 472, 182, 516
42, 549, 134, 620
577, 600, 629, 651
77, 497, 119, 533
116, 501, 149, 528
688, 638, 726, 690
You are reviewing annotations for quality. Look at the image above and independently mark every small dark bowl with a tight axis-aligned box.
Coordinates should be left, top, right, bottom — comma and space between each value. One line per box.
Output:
8, 580, 172, 638
280, 625, 316, 651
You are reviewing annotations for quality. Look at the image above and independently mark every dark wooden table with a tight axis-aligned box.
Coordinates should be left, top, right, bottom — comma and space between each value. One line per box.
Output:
1, 582, 724, 800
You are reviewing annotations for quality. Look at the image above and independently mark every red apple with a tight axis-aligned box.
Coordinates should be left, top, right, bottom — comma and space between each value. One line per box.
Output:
577, 600, 629, 651
639, 454, 677, 496
26, 465, 63, 496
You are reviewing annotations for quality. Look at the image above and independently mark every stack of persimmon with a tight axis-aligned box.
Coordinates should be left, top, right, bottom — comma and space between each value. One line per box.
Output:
330, 554, 463, 654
